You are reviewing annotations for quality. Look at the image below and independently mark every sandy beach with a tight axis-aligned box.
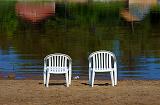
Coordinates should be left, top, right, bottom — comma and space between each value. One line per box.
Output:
0, 80, 160, 105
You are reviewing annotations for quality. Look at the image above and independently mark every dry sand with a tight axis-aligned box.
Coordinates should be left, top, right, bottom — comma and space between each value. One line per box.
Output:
0, 80, 160, 105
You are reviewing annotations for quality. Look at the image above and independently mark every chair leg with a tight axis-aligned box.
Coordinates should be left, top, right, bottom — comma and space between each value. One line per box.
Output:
110, 71, 114, 87
91, 71, 95, 87
46, 73, 50, 87
43, 71, 46, 85
65, 73, 69, 87
114, 68, 117, 85
69, 71, 71, 85
88, 69, 91, 85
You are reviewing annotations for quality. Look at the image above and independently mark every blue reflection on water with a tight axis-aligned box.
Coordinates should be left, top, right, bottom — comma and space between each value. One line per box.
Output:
1, 47, 160, 80
118, 56, 160, 80
0, 47, 43, 79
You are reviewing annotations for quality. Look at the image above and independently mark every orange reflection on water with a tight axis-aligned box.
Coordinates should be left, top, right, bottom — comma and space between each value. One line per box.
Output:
129, 0, 157, 5
120, 10, 139, 22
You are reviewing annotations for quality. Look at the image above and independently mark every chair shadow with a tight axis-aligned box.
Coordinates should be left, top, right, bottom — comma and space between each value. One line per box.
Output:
39, 82, 66, 86
48, 83, 66, 86
39, 82, 43, 85
81, 83, 110, 86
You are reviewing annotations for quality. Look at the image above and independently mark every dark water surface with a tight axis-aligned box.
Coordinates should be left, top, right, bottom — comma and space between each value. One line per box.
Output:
1, 0, 160, 80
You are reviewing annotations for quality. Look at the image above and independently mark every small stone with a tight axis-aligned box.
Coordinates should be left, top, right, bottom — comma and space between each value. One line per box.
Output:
7, 73, 16, 79
73, 76, 80, 79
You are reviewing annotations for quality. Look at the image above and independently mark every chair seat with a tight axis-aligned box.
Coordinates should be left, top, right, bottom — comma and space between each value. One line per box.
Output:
46, 67, 68, 74
90, 68, 114, 72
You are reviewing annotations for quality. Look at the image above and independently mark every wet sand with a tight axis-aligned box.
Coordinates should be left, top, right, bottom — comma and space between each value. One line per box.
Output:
0, 80, 160, 105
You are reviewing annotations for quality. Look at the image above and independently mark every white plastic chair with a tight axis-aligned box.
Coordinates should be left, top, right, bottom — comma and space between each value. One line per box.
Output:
43, 53, 72, 87
88, 50, 117, 87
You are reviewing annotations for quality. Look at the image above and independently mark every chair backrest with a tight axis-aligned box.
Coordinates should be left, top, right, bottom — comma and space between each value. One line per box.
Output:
44, 53, 72, 72
88, 50, 116, 71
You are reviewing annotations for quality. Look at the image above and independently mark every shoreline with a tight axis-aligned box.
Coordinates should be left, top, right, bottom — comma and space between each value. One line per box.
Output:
2, 73, 158, 80
0, 80, 160, 105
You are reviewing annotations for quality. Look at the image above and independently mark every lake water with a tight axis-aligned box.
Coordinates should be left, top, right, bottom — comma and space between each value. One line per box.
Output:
0, 0, 160, 80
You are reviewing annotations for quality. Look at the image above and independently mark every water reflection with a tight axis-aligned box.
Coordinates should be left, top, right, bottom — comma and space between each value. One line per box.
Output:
16, 1, 55, 23
120, 0, 157, 22
0, 0, 160, 80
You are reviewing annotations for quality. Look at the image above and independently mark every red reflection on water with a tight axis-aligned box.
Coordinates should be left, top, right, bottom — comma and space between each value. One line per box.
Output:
16, 2, 55, 23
